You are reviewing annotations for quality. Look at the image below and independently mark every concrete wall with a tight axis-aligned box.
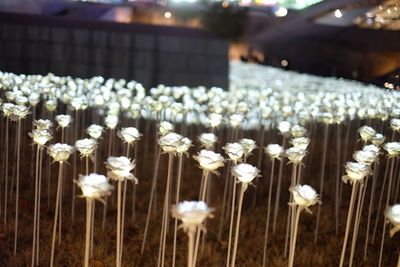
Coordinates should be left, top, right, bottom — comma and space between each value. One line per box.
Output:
0, 13, 229, 89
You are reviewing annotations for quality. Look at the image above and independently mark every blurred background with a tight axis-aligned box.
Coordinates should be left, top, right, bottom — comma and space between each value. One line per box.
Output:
0, 0, 399, 89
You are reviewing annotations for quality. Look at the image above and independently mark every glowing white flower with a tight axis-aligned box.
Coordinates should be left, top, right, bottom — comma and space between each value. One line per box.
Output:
87, 124, 103, 139
29, 129, 52, 147
286, 147, 307, 164
371, 133, 385, 146
363, 144, 380, 155
390, 118, 400, 132
105, 114, 118, 129
342, 162, 371, 184
105, 156, 137, 183
229, 114, 243, 128
159, 121, 174, 136
171, 201, 214, 231
193, 150, 225, 174
265, 144, 284, 160
291, 125, 307, 138
10, 105, 29, 121
231, 163, 260, 184
2, 103, 15, 117
358, 126, 376, 142
383, 142, 400, 157
117, 127, 142, 144
55, 114, 72, 128
159, 132, 183, 153
289, 184, 321, 213
33, 119, 53, 131
75, 138, 98, 157
76, 173, 113, 200
223, 142, 244, 164
321, 113, 334, 124
47, 143, 74, 162
386, 204, 400, 237
45, 99, 57, 112
208, 113, 223, 128
290, 137, 310, 150
353, 150, 377, 165
176, 137, 192, 155
199, 133, 217, 149
278, 121, 291, 135
240, 138, 257, 157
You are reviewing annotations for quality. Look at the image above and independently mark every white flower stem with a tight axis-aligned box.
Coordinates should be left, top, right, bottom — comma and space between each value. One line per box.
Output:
284, 164, 298, 258
378, 157, 396, 267
157, 153, 174, 267
13, 118, 21, 255
226, 173, 237, 267
132, 140, 139, 223
141, 150, 161, 254
314, 123, 329, 244
84, 199, 93, 267
50, 162, 63, 267
71, 110, 78, 222
335, 123, 342, 235
288, 206, 301, 267
230, 183, 246, 267
262, 158, 275, 267
252, 124, 266, 208
339, 181, 358, 267
188, 226, 195, 267
173, 155, 184, 267
273, 135, 286, 233
31, 145, 40, 267
116, 180, 122, 267
119, 143, 130, 265
36, 147, 43, 266
349, 182, 365, 267
217, 160, 232, 241
364, 162, 378, 260
3, 117, 9, 225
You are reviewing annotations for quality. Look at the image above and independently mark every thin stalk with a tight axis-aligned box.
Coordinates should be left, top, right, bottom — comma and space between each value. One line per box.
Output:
217, 160, 232, 241
31, 145, 40, 267
349, 182, 365, 267
116, 180, 122, 267
364, 162, 379, 260
173, 155, 184, 267
36, 147, 43, 266
84, 199, 93, 267
262, 158, 275, 267
119, 143, 130, 265
335, 123, 342, 235
188, 227, 195, 267
71, 110, 78, 221
13, 119, 21, 256
273, 135, 286, 233
288, 206, 301, 267
3, 118, 9, 225
50, 162, 63, 267
230, 183, 246, 267
226, 174, 237, 267
378, 157, 396, 267
339, 182, 358, 267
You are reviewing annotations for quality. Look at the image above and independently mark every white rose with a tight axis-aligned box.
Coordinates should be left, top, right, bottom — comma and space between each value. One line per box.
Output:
231, 163, 259, 183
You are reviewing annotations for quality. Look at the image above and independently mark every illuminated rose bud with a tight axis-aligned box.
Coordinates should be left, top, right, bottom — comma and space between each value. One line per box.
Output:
289, 184, 320, 212
265, 144, 284, 160
291, 125, 307, 138
278, 121, 291, 135
358, 126, 376, 142
342, 161, 371, 184
105, 114, 119, 129
75, 138, 98, 157
76, 173, 113, 200
171, 201, 214, 230
176, 137, 192, 155
159, 132, 183, 153
47, 143, 74, 162
33, 119, 53, 131
105, 156, 138, 183
118, 127, 142, 144
390, 118, 400, 132
232, 163, 260, 184
386, 204, 400, 237
10, 105, 29, 121
55, 114, 72, 128
286, 146, 307, 164
193, 150, 225, 174
2, 103, 15, 117
353, 150, 377, 165
199, 133, 217, 149
86, 124, 104, 139
371, 133, 385, 146
29, 129, 52, 147
239, 138, 257, 157
223, 142, 244, 164
383, 142, 400, 157
290, 137, 310, 150
159, 121, 174, 136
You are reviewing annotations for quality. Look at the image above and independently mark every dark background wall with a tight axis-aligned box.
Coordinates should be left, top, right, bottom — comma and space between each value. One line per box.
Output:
0, 12, 229, 89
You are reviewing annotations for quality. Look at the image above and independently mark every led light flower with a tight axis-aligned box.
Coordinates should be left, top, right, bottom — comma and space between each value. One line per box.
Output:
265, 144, 284, 160
55, 114, 72, 128
390, 118, 400, 132
75, 138, 98, 157
193, 150, 225, 175
286, 147, 307, 164
47, 143, 74, 162
2, 102, 15, 117
371, 133, 385, 146
291, 125, 307, 138
353, 150, 377, 165
208, 113, 223, 128
289, 184, 321, 213
33, 119, 53, 131
383, 142, 400, 157
171, 201, 214, 231
199, 133, 217, 149
239, 138, 257, 157
117, 127, 142, 144
358, 126, 376, 142
321, 112, 334, 124
159, 121, 174, 136
76, 173, 113, 200
29, 129, 52, 147
363, 144, 380, 155
229, 114, 243, 128
105, 114, 118, 129
290, 137, 310, 150
159, 132, 183, 153
10, 105, 29, 121
86, 124, 103, 139
232, 163, 260, 184
342, 161, 371, 184
386, 204, 400, 237
223, 142, 244, 164
45, 99, 57, 112
176, 137, 192, 156
278, 121, 291, 136
105, 156, 137, 183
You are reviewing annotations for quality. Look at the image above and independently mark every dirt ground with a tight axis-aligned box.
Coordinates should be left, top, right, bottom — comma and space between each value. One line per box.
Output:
0, 115, 398, 267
